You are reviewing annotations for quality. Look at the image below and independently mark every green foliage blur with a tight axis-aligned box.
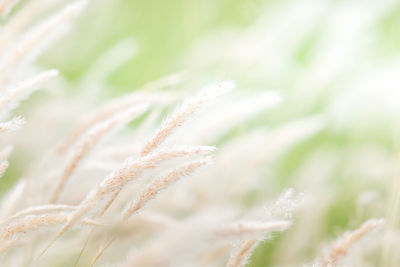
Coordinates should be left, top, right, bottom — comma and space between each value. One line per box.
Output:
41, 0, 267, 93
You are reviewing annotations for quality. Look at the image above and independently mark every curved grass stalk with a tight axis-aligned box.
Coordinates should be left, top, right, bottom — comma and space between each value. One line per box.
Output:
49, 104, 148, 203
42, 146, 215, 256
140, 81, 234, 156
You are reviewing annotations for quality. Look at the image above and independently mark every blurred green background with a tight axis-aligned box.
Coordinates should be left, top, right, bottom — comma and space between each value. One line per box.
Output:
41, 0, 268, 93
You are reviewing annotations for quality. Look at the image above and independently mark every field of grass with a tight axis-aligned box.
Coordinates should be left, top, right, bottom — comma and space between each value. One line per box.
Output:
0, 0, 400, 266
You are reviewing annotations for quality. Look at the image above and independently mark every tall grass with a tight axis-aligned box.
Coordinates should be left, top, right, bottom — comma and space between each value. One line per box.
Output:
0, 0, 398, 266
